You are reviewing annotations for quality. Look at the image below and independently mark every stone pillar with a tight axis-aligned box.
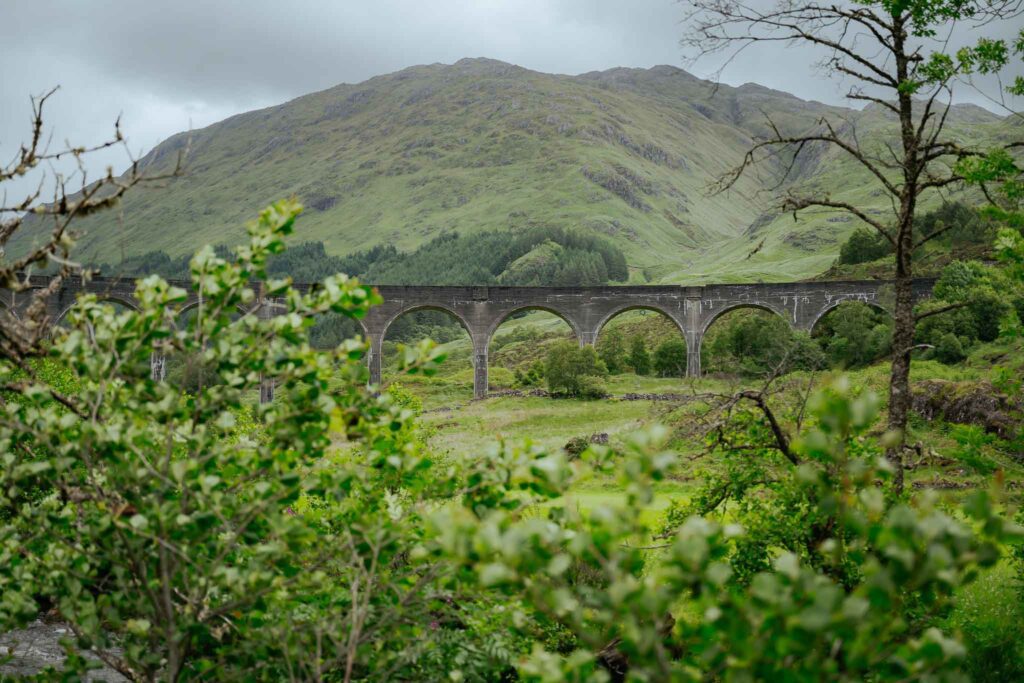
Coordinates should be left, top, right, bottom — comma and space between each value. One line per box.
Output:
686, 333, 702, 378
150, 353, 166, 382
579, 329, 599, 347
366, 332, 383, 387
473, 339, 488, 400
684, 297, 703, 378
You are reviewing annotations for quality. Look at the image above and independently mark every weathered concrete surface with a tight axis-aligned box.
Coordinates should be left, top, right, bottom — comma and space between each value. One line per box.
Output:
5, 275, 935, 400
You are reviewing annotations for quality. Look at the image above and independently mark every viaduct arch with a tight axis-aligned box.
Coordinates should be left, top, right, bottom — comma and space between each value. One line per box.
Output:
9, 275, 936, 402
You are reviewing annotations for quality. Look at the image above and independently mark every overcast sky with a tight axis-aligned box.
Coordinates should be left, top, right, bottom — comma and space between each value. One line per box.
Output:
2, 0, 1022, 205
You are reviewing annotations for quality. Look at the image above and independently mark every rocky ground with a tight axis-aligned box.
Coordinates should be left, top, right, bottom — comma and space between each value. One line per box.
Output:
0, 620, 124, 681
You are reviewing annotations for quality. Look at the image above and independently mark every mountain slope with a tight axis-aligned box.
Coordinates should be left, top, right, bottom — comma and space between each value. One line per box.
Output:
16, 58, 1011, 283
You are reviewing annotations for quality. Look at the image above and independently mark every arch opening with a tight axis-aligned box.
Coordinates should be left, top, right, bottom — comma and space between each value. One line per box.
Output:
164, 304, 249, 393
487, 308, 578, 391
176, 299, 252, 323
700, 305, 821, 378
310, 313, 365, 350
808, 299, 892, 335
595, 307, 688, 382
53, 295, 139, 328
380, 306, 474, 400
810, 300, 893, 370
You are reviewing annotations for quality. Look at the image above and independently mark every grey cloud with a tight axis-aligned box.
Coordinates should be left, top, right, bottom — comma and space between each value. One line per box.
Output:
1, 0, 1021, 205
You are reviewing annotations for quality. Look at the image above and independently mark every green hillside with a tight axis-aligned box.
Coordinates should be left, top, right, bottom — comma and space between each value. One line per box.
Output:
16, 58, 1013, 283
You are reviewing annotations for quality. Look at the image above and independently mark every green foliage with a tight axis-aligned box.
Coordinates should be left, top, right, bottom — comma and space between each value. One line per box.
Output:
835, 203, 991, 271
944, 563, 1024, 683
813, 302, 893, 368
545, 342, 608, 398
515, 360, 546, 387
838, 227, 891, 265
949, 424, 997, 473
914, 259, 1018, 362
434, 380, 1023, 680
387, 381, 423, 414
346, 226, 629, 286
705, 310, 825, 376
918, 202, 994, 249
627, 335, 651, 375
0, 200, 493, 679
4, 201, 1024, 678
653, 338, 688, 377
596, 327, 627, 375
935, 332, 968, 364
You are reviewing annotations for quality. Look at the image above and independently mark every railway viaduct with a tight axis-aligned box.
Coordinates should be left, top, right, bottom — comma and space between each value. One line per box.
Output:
1, 276, 935, 401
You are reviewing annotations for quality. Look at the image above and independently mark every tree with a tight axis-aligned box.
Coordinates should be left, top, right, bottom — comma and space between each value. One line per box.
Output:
815, 302, 893, 368
545, 341, 608, 397
918, 202, 991, 249
935, 332, 968, 363
916, 259, 1014, 352
838, 227, 892, 265
681, 0, 1024, 491
654, 338, 688, 377
597, 327, 627, 374
627, 336, 651, 375
703, 310, 820, 376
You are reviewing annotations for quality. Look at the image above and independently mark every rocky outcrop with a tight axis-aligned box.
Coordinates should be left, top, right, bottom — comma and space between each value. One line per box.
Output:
911, 380, 1020, 439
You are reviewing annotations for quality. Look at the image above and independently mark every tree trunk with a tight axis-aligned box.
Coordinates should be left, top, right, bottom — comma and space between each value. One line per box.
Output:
887, 267, 914, 494
887, 18, 916, 495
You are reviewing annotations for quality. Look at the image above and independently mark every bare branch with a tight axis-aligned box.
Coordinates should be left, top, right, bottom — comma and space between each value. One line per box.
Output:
915, 302, 968, 322
783, 194, 895, 244
0, 89, 187, 366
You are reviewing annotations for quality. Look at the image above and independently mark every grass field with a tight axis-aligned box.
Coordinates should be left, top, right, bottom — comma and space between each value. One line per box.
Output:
379, 329, 1024, 530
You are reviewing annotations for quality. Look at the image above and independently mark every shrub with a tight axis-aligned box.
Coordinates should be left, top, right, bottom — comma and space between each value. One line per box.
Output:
838, 227, 892, 264
545, 341, 608, 397
627, 335, 651, 375
575, 374, 609, 399
0, 201, 475, 679
935, 332, 968, 364
969, 291, 1010, 342
704, 310, 821, 376
387, 381, 423, 413
919, 201, 992, 249
515, 360, 545, 387
814, 302, 893, 368
597, 327, 627, 374
653, 338, 688, 377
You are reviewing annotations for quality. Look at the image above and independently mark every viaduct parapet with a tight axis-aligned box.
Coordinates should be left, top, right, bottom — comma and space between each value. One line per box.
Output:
1, 276, 935, 401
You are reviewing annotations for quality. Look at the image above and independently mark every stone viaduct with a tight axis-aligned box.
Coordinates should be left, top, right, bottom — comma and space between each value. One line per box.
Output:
1, 275, 935, 401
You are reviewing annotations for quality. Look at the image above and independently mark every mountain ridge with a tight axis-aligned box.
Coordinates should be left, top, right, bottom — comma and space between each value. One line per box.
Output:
13, 58, 1009, 284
